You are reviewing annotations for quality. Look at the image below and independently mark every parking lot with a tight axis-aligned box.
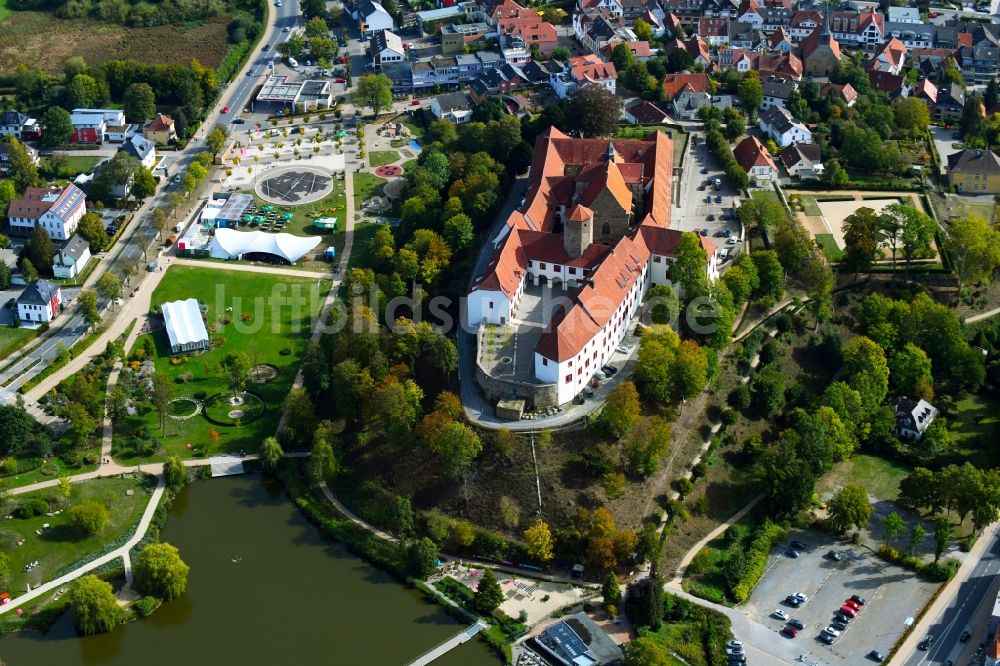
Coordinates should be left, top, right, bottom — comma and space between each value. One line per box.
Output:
675, 133, 743, 249
744, 528, 938, 665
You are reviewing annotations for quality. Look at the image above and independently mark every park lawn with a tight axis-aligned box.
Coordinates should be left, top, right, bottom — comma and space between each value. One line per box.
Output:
0, 0, 10, 21
2, 455, 100, 492
750, 189, 785, 213
112, 266, 331, 463
368, 150, 399, 167
43, 154, 103, 178
799, 195, 822, 216
345, 221, 379, 270
0, 326, 38, 362
0, 476, 151, 594
815, 233, 844, 261
353, 172, 387, 212
950, 394, 1000, 468
816, 454, 911, 502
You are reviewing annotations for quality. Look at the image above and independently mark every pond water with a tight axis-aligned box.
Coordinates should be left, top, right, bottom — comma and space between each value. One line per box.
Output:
0, 476, 501, 666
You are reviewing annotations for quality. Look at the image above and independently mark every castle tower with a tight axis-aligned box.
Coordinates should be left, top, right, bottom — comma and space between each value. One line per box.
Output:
564, 204, 594, 259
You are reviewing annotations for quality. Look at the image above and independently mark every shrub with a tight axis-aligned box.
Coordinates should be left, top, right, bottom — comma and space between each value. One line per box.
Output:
14, 497, 49, 518
134, 596, 161, 617
177, 372, 194, 384
728, 385, 751, 410
212, 337, 227, 347
83, 452, 98, 465
730, 521, 786, 602
1, 458, 17, 476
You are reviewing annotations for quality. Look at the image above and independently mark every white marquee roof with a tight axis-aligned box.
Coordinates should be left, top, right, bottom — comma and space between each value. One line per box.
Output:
209, 228, 320, 263
162, 298, 209, 348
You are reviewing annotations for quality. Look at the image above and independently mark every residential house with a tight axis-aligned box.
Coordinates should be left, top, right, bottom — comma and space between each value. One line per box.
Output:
736, 0, 764, 30
602, 40, 652, 62
760, 75, 797, 110
52, 233, 92, 279
355, 0, 395, 37
469, 64, 529, 102
70, 108, 125, 144
430, 91, 475, 123
624, 100, 671, 124
885, 21, 934, 49
891, 396, 938, 440
0, 140, 40, 176
143, 113, 176, 145
685, 36, 712, 65
948, 148, 1000, 195
16, 280, 63, 325
582, 15, 623, 53
829, 8, 886, 49
760, 6, 793, 33
6, 184, 87, 241
733, 135, 778, 185
717, 48, 759, 71
868, 69, 909, 99
620, 0, 659, 22
935, 83, 966, 122
578, 0, 624, 19
869, 37, 907, 74
912, 78, 938, 115
757, 52, 802, 79
641, 10, 668, 38
887, 6, 920, 24
441, 23, 490, 55
698, 17, 729, 46
551, 55, 618, 98
820, 81, 858, 106
729, 21, 765, 50
703, 0, 738, 19
521, 59, 564, 85
0, 111, 41, 140
801, 14, 843, 76
759, 105, 812, 147
662, 72, 709, 99
120, 133, 156, 170
672, 87, 714, 119
371, 29, 406, 70
659, 0, 701, 27
769, 26, 794, 52
497, 3, 558, 56
779, 143, 824, 179
959, 25, 1000, 85
788, 9, 822, 41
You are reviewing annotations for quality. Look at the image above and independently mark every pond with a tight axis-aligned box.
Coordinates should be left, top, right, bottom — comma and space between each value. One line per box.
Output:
0, 476, 501, 666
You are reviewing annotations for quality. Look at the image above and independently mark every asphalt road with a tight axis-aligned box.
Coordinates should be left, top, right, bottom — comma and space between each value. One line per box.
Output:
904, 528, 1000, 666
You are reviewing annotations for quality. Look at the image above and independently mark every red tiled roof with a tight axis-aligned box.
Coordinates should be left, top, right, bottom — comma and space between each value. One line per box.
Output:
698, 17, 729, 37
568, 54, 618, 84
957, 32, 973, 47
663, 72, 709, 97
820, 82, 856, 104
914, 78, 938, 103
758, 52, 802, 78
566, 204, 593, 222
146, 113, 174, 131
686, 36, 711, 62
733, 135, 777, 172
801, 26, 842, 61
626, 100, 670, 124
519, 228, 610, 267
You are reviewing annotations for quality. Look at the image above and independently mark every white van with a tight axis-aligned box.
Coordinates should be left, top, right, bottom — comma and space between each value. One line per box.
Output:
288, 56, 299, 68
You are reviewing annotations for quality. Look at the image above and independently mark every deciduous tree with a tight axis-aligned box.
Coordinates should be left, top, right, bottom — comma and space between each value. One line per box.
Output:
352, 74, 393, 117
602, 381, 640, 436
842, 207, 882, 276
883, 511, 905, 547
71, 575, 123, 635
430, 422, 481, 477
827, 483, 873, 534
67, 501, 109, 536
123, 83, 156, 123
944, 213, 1000, 292
163, 455, 186, 487
41, 107, 73, 147
136, 542, 189, 600
566, 84, 623, 137
524, 519, 554, 562
260, 436, 284, 472
6, 138, 37, 192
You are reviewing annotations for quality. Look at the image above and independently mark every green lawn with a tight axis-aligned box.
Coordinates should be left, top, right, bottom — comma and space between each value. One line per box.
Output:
951, 394, 1000, 467
815, 233, 844, 262
0, 476, 151, 593
0, 0, 10, 22
2, 455, 100, 491
816, 454, 912, 501
111, 265, 331, 463
0, 326, 37, 363
346, 221, 379, 269
798, 195, 823, 216
368, 150, 399, 167
353, 172, 387, 212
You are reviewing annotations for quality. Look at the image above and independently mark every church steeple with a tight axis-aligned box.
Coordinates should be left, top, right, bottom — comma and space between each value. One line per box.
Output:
605, 140, 619, 163
820, 1, 830, 36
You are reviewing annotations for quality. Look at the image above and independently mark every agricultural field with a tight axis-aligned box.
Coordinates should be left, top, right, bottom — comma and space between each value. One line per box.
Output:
0, 13, 233, 74
111, 266, 331, 463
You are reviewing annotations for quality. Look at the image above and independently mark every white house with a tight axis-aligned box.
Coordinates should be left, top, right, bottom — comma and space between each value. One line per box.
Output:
550, 55, 617, 99
0, 111, 41, 140
119, 133, 157, 169
17, 279, 63, 325
52, 233, 92, 279
161, 298, 211, 355
887, 6, 920, 24
759, 106, 812, 147
733, 135, 779, 185
70, 108, 126, 144
370, 29, 405, 70
760, 76, 797, 110
6, 184, 87, 241
430, 91, 475, 123
779, 143, 824, 179
355, 0, 395, 37
892, 396, 938, 439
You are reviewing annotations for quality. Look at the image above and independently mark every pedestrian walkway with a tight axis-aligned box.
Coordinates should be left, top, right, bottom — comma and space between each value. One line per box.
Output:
406, 620, 488, 666
668, 494, 765, 586
0, 476, 166, 615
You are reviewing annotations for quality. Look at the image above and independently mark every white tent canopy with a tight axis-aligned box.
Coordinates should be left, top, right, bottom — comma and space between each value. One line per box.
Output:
162, 298, 210, 354
209, 228, 320, 263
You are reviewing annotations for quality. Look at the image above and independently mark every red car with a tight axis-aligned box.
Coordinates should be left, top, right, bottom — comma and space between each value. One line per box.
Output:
845, 599, 862, 610
929, 11, 939, 17
839, 605, 858, 618
411, 99, 420, 106
782, 626, 798, 638
334, 78, 347, 83
222, 105, 230, 113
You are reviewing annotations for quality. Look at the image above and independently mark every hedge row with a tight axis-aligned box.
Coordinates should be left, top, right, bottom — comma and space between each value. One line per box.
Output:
704, 125, 750, 191
877, 545, 960, 582
730, 521, 787, 602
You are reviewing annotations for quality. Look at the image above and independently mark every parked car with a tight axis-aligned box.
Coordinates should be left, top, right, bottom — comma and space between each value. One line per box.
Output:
594, 370, 607, 381
785, 595, 802, 607
247, 68, 256, 76
727, 655, 746, 664
233, 118, 246, 124
834, 612, 853, 623
715, 195, 723, 203
824, 627, 842, 637
283, 25, 291, 31
727, 237, 738, 244
727, 640, 744, 652
918, 636, 934, 650
616, 344, 635, 355
785, 549, 799, 558
831, 620, 848, 631
700, 228, 709, 236
782, 626, 798, 638
705, 195, 712, 203
960, 631, 971, 643
819, 632, 835, 644
222, 105, 230, 113
839, 606, 858, 618
867, 651, 884, 662
707, 214, 716, 221
602, 365, 618, 376
701, 167, 709, 174
826, 550, 844, 561
262, 44, 270, 51
791, 540, 807, 549
772, 609, 789, 620
788, 619, 805, 630
851, 595, 867, 606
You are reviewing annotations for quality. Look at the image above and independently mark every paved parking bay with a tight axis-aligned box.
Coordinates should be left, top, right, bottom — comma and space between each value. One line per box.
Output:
675, 132, 743, 249
743, 529, 938, 665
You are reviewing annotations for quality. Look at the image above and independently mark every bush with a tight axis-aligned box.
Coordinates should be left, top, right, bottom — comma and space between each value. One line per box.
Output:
728, 385, 751, 410
14, 497, 49, 518
730, 521, 786, 602
134, 596, 161, 617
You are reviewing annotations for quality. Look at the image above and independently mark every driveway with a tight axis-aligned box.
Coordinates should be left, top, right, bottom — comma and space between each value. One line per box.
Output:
930, 126, 963, 175
744, 529, 938, 665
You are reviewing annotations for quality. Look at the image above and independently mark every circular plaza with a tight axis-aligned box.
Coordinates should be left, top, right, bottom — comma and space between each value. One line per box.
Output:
255, 165, 334, 206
